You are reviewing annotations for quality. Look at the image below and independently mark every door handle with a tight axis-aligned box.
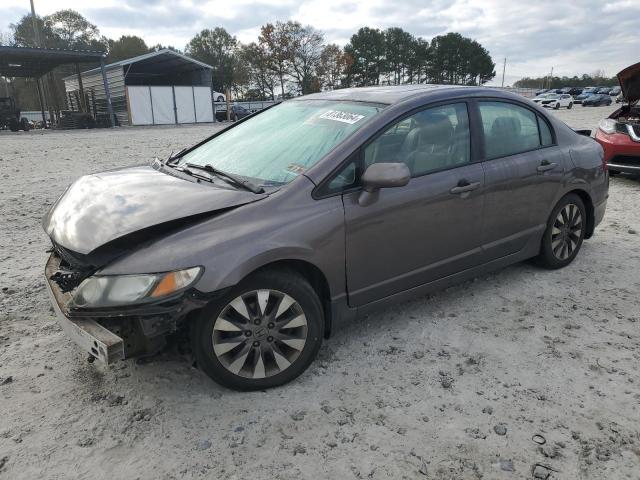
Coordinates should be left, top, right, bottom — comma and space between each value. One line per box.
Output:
450, 181, 480, 194
537, 160, 558, 172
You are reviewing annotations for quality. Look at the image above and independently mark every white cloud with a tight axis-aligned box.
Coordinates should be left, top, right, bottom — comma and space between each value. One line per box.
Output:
3, 0, 639, 82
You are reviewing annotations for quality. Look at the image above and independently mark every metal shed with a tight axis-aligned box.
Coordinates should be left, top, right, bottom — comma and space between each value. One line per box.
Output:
63, 49, 213, 126
0, 46, 113, 127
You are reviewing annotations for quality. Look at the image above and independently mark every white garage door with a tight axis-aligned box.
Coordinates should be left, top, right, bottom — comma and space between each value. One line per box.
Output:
127, 86, 153, 125
150, 86, 175, 124
128, 86, 213, 125
194, 87, 213, 123
175, 86, 196, 123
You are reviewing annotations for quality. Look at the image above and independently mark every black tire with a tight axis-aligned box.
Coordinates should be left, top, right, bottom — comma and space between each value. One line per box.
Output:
535, 193, 586, 269
9, 118, 19, 132
567, 102, 573, 109
191, 269, 324, 391
554, 103, 560, 110
609, 169, 620, 176
20, 118, 30, 131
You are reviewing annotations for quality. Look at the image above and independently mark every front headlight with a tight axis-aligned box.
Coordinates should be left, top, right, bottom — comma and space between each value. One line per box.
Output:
598, 118, 616, 135
72, 267, 202, 308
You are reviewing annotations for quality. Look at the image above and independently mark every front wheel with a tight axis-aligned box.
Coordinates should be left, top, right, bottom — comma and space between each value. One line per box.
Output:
191, 269, 324, 390
535, 194, 586, 269
554, 103, 560, 110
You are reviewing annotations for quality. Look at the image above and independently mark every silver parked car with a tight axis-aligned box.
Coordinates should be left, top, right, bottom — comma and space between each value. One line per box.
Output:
43, 85, 609, 390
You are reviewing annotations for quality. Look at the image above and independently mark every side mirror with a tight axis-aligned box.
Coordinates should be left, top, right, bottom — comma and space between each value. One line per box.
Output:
359, 162, 410, 206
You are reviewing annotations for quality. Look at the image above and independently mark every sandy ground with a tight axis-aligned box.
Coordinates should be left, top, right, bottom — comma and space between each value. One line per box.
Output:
1, 104, 639, 480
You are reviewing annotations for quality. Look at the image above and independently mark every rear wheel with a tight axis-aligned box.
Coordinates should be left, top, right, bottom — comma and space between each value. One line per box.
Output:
535, 194, 586, 269
568, 102, 573, 109
554, 103, 560, 110
192, 269, 324, 390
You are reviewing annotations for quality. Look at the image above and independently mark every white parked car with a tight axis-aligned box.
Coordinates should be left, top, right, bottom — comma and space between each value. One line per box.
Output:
213, 91, 226, 102
532, 93, 573, 109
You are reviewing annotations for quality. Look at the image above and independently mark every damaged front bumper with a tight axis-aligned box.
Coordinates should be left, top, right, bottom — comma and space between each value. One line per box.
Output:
45, 254, 124, 363
44, 253, 209, 364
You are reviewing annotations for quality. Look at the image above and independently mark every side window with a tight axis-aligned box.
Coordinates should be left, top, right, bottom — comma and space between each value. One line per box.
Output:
364, 103, 470, 177
538, 116, 553, 146
479, 101, 541, 159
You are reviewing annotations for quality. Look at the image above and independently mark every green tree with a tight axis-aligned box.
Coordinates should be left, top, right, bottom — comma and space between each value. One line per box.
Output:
344, 27, 386, 86
185, 27, 238, 92
428, 32, 494, 85
44, 9, 105, 50
10, 13, 59, 48
384, 27, 415, 85
407, 37, 430, 83
107, 35, 149, 63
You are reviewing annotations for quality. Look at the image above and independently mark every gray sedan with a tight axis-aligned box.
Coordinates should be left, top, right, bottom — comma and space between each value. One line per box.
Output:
43, 85, 608, 390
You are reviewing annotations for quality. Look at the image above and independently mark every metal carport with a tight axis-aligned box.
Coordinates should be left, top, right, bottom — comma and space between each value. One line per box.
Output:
0, 46, 114, 127
64, 49, 213, 126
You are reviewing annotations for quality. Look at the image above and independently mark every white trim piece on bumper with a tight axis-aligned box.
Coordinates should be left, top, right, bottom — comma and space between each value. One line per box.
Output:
44, 270, 125, 364
608, 163, 640, 171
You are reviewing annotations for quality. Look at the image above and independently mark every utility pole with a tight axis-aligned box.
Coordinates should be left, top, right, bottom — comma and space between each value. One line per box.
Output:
30, 0, 52, 127
548, 67, 554, 89
30, 0, 42, 47
501, 58, 506, 88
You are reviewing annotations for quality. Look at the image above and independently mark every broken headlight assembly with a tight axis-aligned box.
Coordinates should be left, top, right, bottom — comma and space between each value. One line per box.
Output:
71, 267, 202, 308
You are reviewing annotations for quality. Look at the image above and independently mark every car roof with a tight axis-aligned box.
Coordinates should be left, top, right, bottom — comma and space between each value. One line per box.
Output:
296, 84, 483, 105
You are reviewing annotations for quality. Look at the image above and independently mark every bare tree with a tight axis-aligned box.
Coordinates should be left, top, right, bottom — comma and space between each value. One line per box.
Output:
259, 22, 292, 98
287, 22, 324, 95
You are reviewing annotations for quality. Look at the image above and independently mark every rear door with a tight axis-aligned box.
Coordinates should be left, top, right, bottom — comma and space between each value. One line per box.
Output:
477, 100, 564, 259
340, 102, 486, 306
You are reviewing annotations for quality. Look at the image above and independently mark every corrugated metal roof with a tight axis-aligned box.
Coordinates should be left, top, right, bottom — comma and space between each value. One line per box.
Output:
78, 49, 212, 76
0, 46, 104, 77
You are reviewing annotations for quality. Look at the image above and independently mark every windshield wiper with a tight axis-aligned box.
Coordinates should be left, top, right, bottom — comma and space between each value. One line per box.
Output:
185, 163, 264, 194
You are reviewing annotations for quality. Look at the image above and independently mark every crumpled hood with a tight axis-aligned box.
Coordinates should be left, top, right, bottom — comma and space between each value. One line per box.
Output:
617, 61, 640, 104
43, 165, 266, 255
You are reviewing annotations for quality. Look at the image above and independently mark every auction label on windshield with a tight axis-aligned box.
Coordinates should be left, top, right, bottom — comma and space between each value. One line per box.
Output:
319, 110, 365, 124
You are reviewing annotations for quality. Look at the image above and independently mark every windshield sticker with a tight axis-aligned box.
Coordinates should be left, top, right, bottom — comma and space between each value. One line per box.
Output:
318, 110, 365, 125
287, 163, 306, 174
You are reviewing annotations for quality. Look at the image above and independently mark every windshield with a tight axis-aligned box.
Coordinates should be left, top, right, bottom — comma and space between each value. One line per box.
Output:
545, 94, 560, 99
179, 100, 383, 185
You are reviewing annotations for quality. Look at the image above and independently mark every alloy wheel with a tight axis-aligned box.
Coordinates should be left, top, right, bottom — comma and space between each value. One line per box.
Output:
212, 289, 308, 379
551, 203, 583, 260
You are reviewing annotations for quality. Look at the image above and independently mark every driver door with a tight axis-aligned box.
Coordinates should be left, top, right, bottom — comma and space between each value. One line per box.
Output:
341, 102, 486, 307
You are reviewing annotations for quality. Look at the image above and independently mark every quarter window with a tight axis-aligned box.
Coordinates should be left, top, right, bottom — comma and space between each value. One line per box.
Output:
364, 103, 470, 177
539, 116, 553, 146
479, 101, 544, 159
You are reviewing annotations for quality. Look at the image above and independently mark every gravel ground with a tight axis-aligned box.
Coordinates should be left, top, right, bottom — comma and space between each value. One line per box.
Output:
1, 104, 639, 480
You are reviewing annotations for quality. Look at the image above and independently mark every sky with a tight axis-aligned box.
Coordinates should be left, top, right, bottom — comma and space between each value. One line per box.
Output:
3, 0, 639, 86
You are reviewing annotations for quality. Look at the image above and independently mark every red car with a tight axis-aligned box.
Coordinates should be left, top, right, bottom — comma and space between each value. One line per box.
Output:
595, 62, 640, 175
